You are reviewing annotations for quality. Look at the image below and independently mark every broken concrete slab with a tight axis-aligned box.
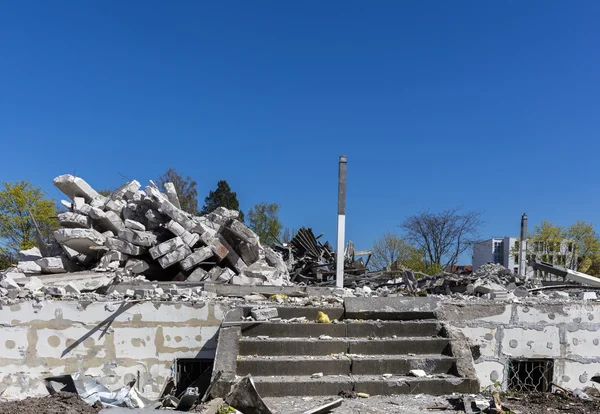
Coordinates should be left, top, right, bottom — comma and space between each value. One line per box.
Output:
217, 234, 247, 273
181, 231, 200, 248
180, 246, 214, 271
36, 257, 68, 274
187, 267, 208, 282
118, 228, 157, 247
0, 276, 20, 290
251, 307, 278, 321
149, 236, 185, 260
125, 259, 150, 274
58, 212, 91, 228
165, 220, 186, 237
54, 228, 106, 255
158, 199, 196, 230
105, 237, 147, 256
157, 244, 192, 269
145, 209, 165, 224
24, 276, 44, 291
124, 219, 146, 231
17, 261, 42, 274
163, 182, 181, 209
19, 247, 42, 262
225, 375, 273, 414
53, 174, 103, 202
111, 180, 141, 201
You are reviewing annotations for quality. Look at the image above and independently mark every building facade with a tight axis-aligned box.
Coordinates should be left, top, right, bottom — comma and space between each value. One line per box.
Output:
472, 237, 577, 276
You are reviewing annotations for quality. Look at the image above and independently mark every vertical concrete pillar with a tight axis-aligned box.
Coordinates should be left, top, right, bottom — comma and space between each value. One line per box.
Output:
519, 213, 528, 278
336, 156, 347, 288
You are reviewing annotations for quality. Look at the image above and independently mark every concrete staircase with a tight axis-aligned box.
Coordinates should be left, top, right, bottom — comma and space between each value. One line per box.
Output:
212, 298, 479, 397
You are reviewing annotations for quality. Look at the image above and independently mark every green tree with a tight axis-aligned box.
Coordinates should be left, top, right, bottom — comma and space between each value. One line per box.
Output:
157, 168, 199, 214
370, 232, 434, 273
0, 247, 12, 270
247, 202, 283, 246
282, 227, 296, 243
566, 221, 600, 273
201, 180, 244, 221
97, 188, 112, 197
0, 181, 59, 254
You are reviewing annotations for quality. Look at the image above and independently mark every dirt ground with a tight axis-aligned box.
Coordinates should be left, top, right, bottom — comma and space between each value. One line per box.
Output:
3, 391, 600, 414
0, 392, 102, 414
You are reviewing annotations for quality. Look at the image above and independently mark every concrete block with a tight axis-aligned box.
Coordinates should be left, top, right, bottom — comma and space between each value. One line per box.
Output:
105, 237, 147, 256
64, 282, 81, 295
104, 198, 126, 214
231, 272, 263, 286
72, 196, 85, 212
165, 220, 186, 236
54, 228, 106, 254
89, 209, 124, 234
187, 267, 208, 282
227, 219, 259, 244
124, 219, 146, 231
163, 182, 181, 209
19, 247, 42, 262
89, 197, 105, 208
580, 292, 597, 301
35, 257, 67, 274
157, 245, 192, 269
125, 259, 150, 274
217, 234, 247, 273
24, 276, 44, 291
118, 228, 157, 247
111, 180, 141, 201
149, 236, 185, 260
17, 261, 42, 274
251, 307, 278, 321
182, 231, 200, 248
180, 246, 214, 271
53, 174, 102, 202
213, 207, 240, 220
58, 212, 91, 228
0, 276, 19, 290
209, 239, 229, 261
215, 268, 235, 283
159, 199, 195, 230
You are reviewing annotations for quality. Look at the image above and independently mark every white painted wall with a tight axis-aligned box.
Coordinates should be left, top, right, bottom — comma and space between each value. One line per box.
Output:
445, 302, 600, 392
0, 300, 226, 400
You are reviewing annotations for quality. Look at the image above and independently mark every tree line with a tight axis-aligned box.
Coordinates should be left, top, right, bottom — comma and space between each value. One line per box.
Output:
370, 208, 600, 277
0, 168, 286, 268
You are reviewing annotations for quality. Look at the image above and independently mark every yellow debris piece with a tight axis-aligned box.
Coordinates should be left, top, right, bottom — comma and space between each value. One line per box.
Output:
316, 311, 331, 323
356, 392, 370, 398
270, 294, 288, 302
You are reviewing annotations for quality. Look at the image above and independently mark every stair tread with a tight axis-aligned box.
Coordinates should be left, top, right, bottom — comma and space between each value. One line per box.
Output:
249, 374, 465, 382
238, 354, 456, 360
239, 336, 447, 341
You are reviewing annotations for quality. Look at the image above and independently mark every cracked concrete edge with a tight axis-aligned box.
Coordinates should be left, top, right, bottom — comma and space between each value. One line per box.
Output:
210, 309, 241, 398
439, 322, 479, 388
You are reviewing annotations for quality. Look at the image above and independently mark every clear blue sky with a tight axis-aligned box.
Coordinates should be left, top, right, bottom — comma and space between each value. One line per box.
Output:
1, 1, 599, 263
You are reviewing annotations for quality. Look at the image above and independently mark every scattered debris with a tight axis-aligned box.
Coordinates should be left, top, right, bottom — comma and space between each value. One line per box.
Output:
224, 374, 273, 414
316, 311, 331, 323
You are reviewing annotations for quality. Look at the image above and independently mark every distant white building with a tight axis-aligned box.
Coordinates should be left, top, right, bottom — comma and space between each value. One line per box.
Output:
472, 237, 577, 276
472, 237, 519, 274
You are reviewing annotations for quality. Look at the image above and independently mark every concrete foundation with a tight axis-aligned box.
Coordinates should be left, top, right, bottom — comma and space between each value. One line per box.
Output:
0, 300, 226, 400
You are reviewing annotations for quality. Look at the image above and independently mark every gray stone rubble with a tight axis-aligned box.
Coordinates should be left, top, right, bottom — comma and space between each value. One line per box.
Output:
2, 174, 291, 289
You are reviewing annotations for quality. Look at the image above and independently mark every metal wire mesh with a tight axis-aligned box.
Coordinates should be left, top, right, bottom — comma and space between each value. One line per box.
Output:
507, 359, 554, 393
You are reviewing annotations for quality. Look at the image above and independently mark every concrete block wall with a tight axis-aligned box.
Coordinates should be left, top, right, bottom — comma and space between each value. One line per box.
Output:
0, 300, 226, 399
439, 302, 600, 391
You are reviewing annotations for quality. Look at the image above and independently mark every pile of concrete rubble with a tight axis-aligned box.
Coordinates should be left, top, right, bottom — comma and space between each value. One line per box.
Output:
5, 174, 290, 287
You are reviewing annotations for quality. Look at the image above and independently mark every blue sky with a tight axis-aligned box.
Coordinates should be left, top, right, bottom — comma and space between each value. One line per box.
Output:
1, 1, 599, 263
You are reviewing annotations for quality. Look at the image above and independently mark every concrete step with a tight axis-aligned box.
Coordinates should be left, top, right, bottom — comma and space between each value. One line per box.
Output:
238, 337, 451, 356
236, 355, 457, 377
240, 321, 441, 338
249, 374, 479, 397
